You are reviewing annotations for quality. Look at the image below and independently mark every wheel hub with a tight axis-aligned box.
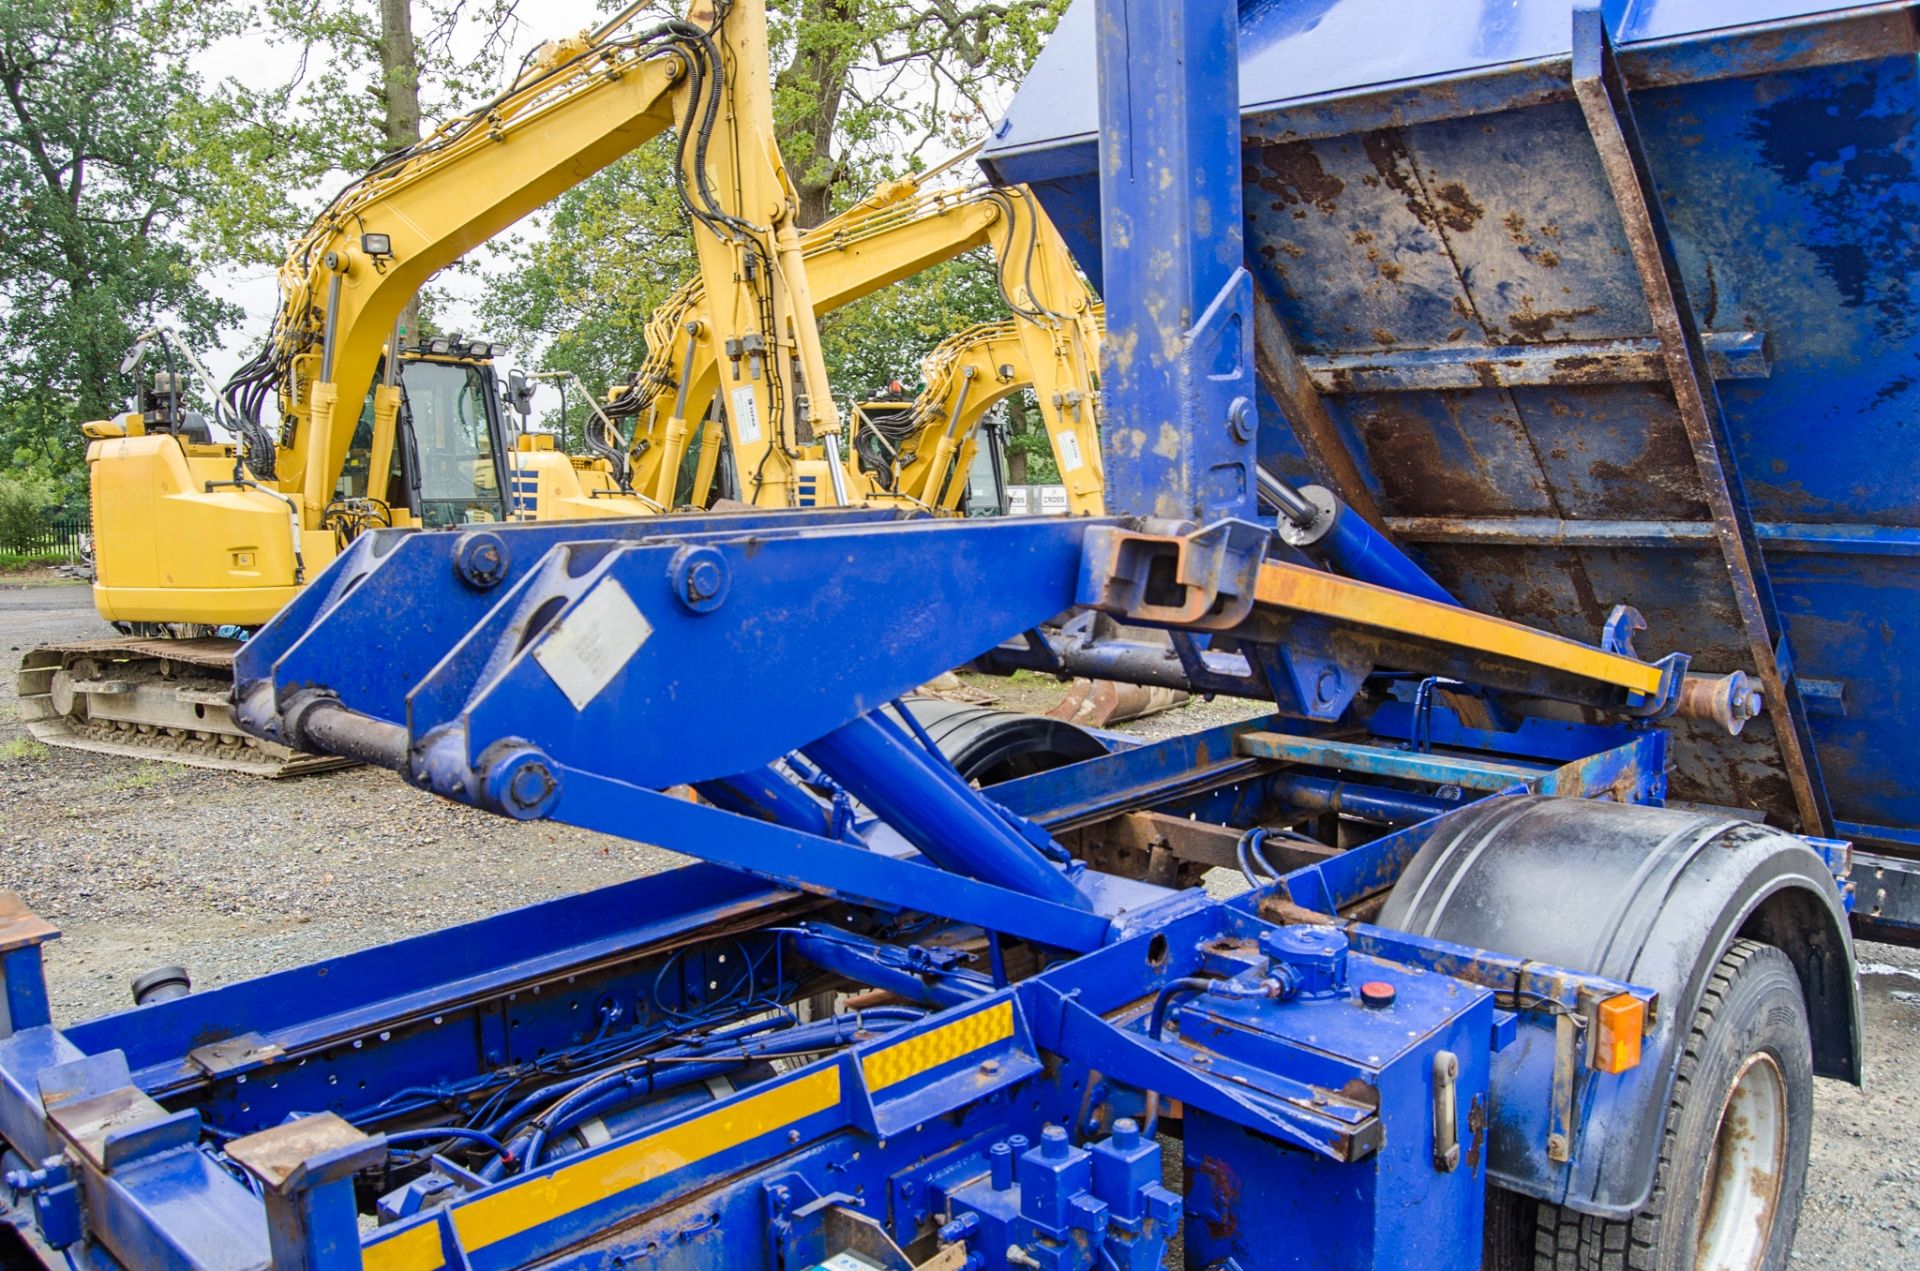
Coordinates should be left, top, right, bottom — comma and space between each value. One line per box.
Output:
1694, 1051, 1788, 1270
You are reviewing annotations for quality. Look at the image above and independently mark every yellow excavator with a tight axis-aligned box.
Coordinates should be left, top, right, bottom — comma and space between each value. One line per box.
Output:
488, 175, 1107, 522
585, 171, 1104, 514
21, 0, 846, 774
847, 308, 1105, 515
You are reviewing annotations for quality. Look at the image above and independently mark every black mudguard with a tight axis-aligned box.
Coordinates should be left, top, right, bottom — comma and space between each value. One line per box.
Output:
1378, 794, 1859, 1217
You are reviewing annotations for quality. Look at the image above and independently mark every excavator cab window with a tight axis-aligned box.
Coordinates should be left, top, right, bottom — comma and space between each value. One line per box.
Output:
337, 396, 382, 502
400, 359, 510, 528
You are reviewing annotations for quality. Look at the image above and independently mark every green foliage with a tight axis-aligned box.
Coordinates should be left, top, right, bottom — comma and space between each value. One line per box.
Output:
0, 477, 51, 553
820, 254, 1002, 399
0, 738, 49, 763
477, 139, 698, 437
767, 0, 1072, 222
1003, 396, 1060, 484
0, 0, 243, 492
191, 1, 537, 265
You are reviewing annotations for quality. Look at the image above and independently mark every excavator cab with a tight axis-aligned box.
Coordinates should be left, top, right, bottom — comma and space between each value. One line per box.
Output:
337, 342, 513, 528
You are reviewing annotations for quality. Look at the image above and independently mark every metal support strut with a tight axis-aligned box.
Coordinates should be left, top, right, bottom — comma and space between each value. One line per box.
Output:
1570, 5, 1829, 835
1094, 0, 1258, 523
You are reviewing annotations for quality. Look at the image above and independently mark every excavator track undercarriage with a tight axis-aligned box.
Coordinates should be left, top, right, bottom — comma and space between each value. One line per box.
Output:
17, 637, 349, 777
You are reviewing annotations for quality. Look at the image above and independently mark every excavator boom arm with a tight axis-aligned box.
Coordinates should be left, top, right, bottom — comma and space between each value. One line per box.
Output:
235, 0, 836, 520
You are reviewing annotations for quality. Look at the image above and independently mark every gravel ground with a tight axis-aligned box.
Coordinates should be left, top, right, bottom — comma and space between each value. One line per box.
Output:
0, 575, 1912, 1264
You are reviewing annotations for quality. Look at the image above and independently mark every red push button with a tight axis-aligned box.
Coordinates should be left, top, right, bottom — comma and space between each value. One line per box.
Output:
1359, 980, 1397, 1008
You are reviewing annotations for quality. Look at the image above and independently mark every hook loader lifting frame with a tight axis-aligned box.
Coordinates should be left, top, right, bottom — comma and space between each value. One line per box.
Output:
1, 2, 1909, 1268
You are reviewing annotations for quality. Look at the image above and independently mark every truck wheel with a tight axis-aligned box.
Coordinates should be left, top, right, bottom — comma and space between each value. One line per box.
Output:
1533, 939, 1812, 1270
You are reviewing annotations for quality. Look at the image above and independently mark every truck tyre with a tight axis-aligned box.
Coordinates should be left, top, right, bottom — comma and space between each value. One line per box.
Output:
1532, 939, 1813, 1271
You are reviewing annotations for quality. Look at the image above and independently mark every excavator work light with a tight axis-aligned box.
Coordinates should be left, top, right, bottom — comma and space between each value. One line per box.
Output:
361, 232, 393, 258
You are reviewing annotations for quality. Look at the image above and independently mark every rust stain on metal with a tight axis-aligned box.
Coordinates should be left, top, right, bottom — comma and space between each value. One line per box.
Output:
1504, 300, 1600, 342
1584, 415, 1710, 516
1194, 1154, 1242, 1240
1352, 400, 1503, 515
1339, 1077, 1381, 1111
1253, 142, 1345, 216
1362, 130, 1428, 228
1434, 182, 1485, 233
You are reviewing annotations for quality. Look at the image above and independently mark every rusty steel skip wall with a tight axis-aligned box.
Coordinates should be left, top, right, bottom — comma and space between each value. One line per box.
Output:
984, 0, 1920, 856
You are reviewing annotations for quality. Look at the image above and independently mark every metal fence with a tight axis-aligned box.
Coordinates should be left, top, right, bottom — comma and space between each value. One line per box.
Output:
0, 511, 90, 557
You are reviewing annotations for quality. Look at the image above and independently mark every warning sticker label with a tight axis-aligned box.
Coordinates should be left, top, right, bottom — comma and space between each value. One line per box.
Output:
732, 386, 763, 445
1055, 430, 1084, 472
532, 579, 652, 711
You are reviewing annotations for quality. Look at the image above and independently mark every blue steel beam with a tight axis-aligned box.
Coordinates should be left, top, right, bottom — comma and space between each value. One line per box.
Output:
1093, 0, 1258, 522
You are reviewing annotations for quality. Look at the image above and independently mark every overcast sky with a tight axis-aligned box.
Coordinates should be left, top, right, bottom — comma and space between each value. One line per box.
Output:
192, 1, 609, 394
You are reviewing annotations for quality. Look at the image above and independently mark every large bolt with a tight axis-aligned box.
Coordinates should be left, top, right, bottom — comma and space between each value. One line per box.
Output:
668, 546, 730, 615
479, 744, 561, 820
685, 558, 724, 603
1227, 397, 1255, 444
452, 531, 509, 591
508, 764, 554, 811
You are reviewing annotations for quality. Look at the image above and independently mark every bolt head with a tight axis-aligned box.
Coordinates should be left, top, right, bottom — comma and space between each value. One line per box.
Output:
453, 531, 510, 590
1227, 397, 1256, 443
668, 547, 729, 614
508, 764, 552, 808
686, 559, 723, 601
481, 745, 560, 820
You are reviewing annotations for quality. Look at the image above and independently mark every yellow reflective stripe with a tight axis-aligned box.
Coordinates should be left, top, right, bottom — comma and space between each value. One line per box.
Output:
362, 1218, 443, 1271
361, 1065, 842, 1268
861, 1000, 1014, 1092
1253, 562, 1664, 695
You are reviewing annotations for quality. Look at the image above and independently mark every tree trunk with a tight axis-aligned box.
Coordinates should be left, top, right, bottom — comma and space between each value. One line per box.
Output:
774, 0, 858, 227
379, 0, 424, 341
1005, 393, 1031, 485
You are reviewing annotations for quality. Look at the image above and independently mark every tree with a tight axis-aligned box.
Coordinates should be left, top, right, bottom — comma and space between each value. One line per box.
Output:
188, 1, 526, 268
477, 140, 697, 423
771, 0, 1068, 226
0, 0, 243, 495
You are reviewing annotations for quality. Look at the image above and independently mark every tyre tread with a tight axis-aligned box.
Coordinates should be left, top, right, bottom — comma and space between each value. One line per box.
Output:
1530, 938, 1788, 1271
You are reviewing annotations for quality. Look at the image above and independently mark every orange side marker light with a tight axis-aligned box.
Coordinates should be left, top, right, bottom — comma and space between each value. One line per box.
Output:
1593, 994, 1645, 1074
